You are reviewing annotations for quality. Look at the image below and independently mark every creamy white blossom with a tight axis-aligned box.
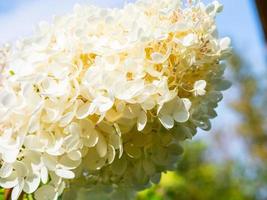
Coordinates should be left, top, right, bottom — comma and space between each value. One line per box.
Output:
193, 80, 207, 96
0, 0, 231, 199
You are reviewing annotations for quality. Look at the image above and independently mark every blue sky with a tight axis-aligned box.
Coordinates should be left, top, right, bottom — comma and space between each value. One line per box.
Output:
217, 0, 266, 73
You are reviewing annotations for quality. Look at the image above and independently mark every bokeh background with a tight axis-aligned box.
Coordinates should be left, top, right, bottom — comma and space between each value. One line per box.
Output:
0, 0, 267, 200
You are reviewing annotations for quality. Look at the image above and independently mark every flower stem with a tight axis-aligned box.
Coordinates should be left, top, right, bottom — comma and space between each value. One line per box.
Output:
4, 189, 12, 200
4, 188, 24, 200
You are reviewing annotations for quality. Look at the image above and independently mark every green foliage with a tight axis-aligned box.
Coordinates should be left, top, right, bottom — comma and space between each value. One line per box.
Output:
0, 189, 4, 200
137, 142, 254, 200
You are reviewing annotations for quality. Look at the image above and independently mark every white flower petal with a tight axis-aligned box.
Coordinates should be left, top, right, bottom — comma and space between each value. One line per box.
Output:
137, 111, 147, 131
194, 80, 207, 96
0, 91, 17, 108
68, 150, 82, 161
58, 155, 81, 169
42, 108, 59, 123
83, 128, 99, 148
35, 185, 58, 200
182, 98, 192, 111
96, 133, 107, 158
107, 145, 116, 164
42, 154, 57, 171
59, 112, 75, 127
159, 114, 174, 129
24, 173, 40, 194
84, 149, 106, 170
194, 80, 206, 90
13, 161, 28, 178
40, 166, 49, 184
151, 52, 166, 64
0, 172, 19, 188
182, 33, 197, 47
24, 135, 43, 151
12, 180, 24, 200
173, 98, 191, 123
2, 149, 19, 163
0, 162, 13, 178
76, 102, 93, 119
220, 37, 231, 51
55, 169, 75, 179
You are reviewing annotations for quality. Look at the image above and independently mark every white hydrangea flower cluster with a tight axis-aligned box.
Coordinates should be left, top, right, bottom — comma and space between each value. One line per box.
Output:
0, 0, 231, 199
0, 44, 11, 85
